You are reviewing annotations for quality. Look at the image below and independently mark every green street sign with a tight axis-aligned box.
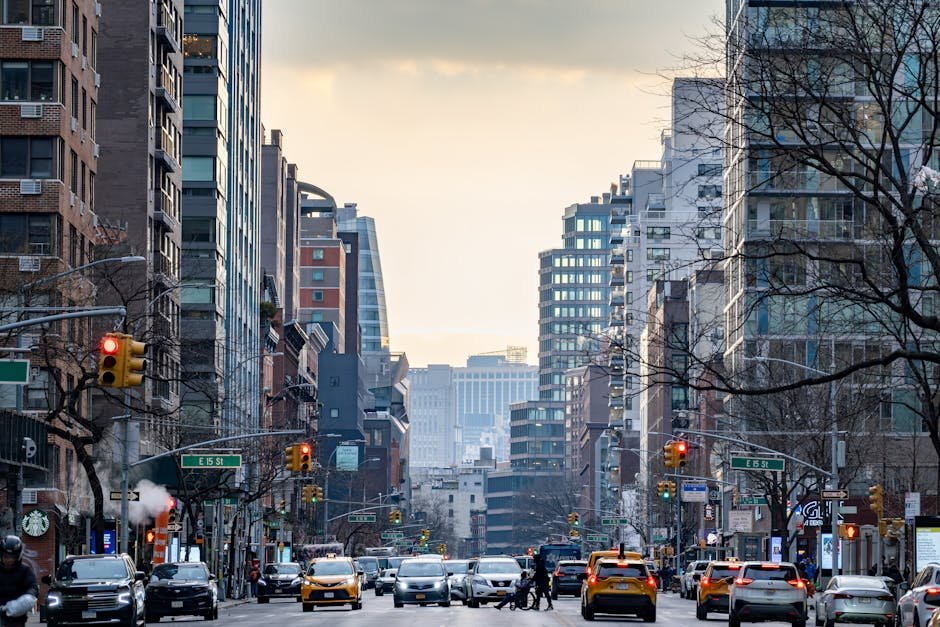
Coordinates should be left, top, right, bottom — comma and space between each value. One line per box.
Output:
381, 531, 404, 540
586, 534, 608, 543
737, 495, 768, 506
0, 360, 29, 384
601, 517, 629, 526
348, 513, 376, 523
180, 454, 242, 469
731, 456, 784, 472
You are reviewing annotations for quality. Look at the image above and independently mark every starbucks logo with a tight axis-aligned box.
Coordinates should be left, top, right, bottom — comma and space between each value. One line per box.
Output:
21, 509, 49, 537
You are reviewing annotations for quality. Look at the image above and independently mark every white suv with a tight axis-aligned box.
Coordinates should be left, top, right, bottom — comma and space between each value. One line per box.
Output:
683, 561, 711, 599
897, 563, 940, 627
729, 561, 808, 627
466, 557, 522, 607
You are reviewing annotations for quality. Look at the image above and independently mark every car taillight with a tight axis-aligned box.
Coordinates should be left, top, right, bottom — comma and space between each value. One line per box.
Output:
554, 569, 561, 577
735, 577, 753, 586
927, 588, 940, 595
787, 580, 805, 589
588, 575, 597, 585
701, 577, 710, 587
647, 577, 657, 588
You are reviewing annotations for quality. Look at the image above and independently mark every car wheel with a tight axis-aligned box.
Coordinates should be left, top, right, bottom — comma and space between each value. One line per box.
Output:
352, 601, 362, 610
582, 604, 595, 621
730, 613, 741, 627
394, 600, 404, 608
257, 596, 269, 604
468, 598, 479, 608
302, 603, 314, 612
439, 601, 451, 607
644, 607, 657, 622
696, 604, 707, 620
145, 614, 158, 624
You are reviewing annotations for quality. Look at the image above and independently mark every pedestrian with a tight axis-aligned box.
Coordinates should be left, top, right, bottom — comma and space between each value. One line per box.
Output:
532, 554, 553, 610
661, 565, 672, 592
0, 535, 38, 627
868, 564, 877, 576
494, 571, 532, 610
805, 558, 817, 585
248, 559, 260, 598
884, 559, 903, 584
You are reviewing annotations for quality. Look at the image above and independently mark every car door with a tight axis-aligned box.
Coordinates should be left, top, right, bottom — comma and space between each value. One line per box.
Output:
817, 577, 837, 623
900, 568, 927, 627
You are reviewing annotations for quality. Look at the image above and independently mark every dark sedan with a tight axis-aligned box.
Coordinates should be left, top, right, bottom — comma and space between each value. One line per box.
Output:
257, 562, 303, 602
551, 560, 588, 598
144, 562, 218, 622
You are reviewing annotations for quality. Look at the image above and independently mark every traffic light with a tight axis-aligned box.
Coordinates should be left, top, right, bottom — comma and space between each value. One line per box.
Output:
390, 510, 402, 525
667, 481, 677, 500
145, 529, 156, 543
284, 444, 299, 472
315, 486, 324, 502
419, 529, 429, 546
838, 523, 859, 540
572, 512, 580, 527
168, 501, 178, 525
98, 333, 125, 387
122, 336, 147, 387
570, 529, 580, 538
868, 484, 884, 517
298, 442, 313, 472
663, 441, 678, 468
676, 441, 688, 467
302, 485, 314, 503
657, 481, 667, 499
279, 499, 287, 515
438, 543, 446, 555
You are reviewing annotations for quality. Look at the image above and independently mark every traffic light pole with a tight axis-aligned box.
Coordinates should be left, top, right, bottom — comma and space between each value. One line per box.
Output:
118, 403, 132, 554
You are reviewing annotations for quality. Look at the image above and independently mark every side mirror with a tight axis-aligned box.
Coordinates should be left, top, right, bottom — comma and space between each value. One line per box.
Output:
209, 574, 216, 581
41, 575, 52, 585
135, 571, 146, 582
900, 582, 911, 593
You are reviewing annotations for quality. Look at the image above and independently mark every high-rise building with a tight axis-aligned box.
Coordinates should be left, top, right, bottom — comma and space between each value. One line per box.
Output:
180, 0, 263, 436
337, 204, 390, 354
409, 365, 457, 468
97, 0, 184, 447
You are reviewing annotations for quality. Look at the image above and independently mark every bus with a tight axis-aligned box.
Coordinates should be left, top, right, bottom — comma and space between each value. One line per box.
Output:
538, 542, 582, 571
364, 546, 398, 570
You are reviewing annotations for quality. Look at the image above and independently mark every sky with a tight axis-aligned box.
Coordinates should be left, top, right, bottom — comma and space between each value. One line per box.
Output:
260, 0, 724, 368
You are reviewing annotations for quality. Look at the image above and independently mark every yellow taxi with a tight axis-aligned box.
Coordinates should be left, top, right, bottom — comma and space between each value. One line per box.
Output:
586, 549, 644, 574
581, 556, 657, 622
696, 559, 741, 619
300, 555, 362, 612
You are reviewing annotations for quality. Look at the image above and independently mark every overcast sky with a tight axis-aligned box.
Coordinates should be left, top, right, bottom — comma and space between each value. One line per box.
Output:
260, 0, 724, 367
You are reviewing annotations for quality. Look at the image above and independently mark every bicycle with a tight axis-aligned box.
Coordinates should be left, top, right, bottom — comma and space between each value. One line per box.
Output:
508, 589, 540, 611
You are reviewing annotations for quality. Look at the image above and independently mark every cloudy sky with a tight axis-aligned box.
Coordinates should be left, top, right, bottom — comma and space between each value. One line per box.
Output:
261, 0, 723, 367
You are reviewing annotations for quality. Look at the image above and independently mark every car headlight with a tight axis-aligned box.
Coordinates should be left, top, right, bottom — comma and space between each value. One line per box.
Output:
473, 576, 488, 586
117, 591, 132, 605
397, 581, 408, 589
290, 577, 302, 586
433, 581, 442, 589
46, 592, 62, 608
346, 577, 357, 585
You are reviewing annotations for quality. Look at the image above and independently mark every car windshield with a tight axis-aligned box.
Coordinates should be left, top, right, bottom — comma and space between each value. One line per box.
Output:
560, 564, 586, 574
388, 558, 404, 569
264, 564, 300, 575
478, 561, 520, 574
356, 559, 378, 573
598, 564, 646, 578
57, 559, 128, 581
308, 562, 354, 576
709, 567, 741, 580
151, 564, 208, 581
695, 562, 709, 571
834, 577, 887, 590
446, 562, 469, 574
743, 566, 798, 581
398, 561, 446, 577
381, 569, 397, 578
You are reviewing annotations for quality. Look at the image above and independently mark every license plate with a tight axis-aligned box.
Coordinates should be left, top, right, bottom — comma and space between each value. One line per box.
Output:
765, 591, 775, 597
81, 611, 97, 620
616, 584, 631, 590
860, 598, 871, 604
416, 594, 426, 600
324, 592, 334, 598
497, 590, 506, 596
172, 601, 183, 608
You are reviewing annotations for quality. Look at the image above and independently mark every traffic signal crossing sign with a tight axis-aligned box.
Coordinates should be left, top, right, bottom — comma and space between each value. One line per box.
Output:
838, 523, 859, 540
97, 333, 147, 388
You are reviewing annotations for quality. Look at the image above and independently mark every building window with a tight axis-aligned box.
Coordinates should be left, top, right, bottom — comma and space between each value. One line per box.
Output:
0, 136, 54, 178
182, 34, 218, 59
1, 61, 55, 102
470, 494, 475, 503
698, 184, 722, 198
184, 95, 216, 121
0, 212, 57, 255
647, 226, 671, 240
647, 248, 670, 261
698, 163, 722, 177
312, 270, 324, 281
696, 226, 721, 240
183, 156, 215, 181
311, 312, 323, 322
312, 291, 323, 301
182, 217, 215, 243
448, 494, 454, 503
70, 1, 77, 43
312, 248, 324, 260
329, 408, 339, 419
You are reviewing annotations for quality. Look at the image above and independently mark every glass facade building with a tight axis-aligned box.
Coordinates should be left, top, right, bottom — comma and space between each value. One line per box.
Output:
336, 204, 390, 353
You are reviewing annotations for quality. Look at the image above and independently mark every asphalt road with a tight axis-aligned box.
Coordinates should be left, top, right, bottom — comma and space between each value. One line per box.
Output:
126, 587, 818, 626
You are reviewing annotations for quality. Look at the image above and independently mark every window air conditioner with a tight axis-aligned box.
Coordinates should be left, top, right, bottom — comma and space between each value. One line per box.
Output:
20, 104, 42, 118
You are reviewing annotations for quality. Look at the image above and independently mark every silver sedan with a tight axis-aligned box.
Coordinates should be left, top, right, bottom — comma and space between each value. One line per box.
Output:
815, 575, 896, 627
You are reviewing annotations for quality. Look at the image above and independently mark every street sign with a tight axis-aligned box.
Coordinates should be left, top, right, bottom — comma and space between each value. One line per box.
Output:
110, 491, 139, 501
0, 360, 29, 384
907, 492, 921, 523
731, 456, 785, 472
737, 495, 768, 506
381, 531, 404, 540
166, 523, 182, 532
681, 482, 708, 503
839, 506, 857, 514
180, 454, 242, 469
348, 513, 376, 523
586, 534, 607, 543
821, 490, 848, 500
601, 517, 628, 526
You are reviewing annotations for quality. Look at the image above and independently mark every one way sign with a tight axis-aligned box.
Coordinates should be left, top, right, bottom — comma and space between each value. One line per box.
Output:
110, 491, 139, 501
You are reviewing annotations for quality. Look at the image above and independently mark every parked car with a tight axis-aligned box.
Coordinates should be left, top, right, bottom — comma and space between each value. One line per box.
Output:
682, 560, 711, 600
814, 575, 895, 627
374, 568, 397, 596
444, 560, 471, 601
466, 557, 522, 607
257, 562, 303, 603
393, 558, 450, 608
144, 561, 218, 622
897, 563, 940, 627
43, 553, 146, 627
728, 561, 808, 627
551, 559, 588, 598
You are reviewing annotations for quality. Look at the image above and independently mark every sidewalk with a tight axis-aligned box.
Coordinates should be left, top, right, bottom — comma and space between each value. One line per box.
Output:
25, 598, 252, 624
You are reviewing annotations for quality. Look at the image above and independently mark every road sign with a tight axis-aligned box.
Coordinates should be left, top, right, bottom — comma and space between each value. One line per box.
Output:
166, 523, 182, 532
110, 491, 139, 501
601, 517, 628, 526
821, 490, 848, 500
381, 531, 404, 540
737, 494, 768, 506
731, 456, 785, 472
682, 482, 709, 503
906, 492, 921, 523
180, 454, 242, 469
0, 360, 29, 384
586, 534, 608, 543
348, 513, 376, 523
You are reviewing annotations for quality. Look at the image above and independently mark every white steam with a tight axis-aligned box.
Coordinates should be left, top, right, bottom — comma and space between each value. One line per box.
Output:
128, 480, 172, 525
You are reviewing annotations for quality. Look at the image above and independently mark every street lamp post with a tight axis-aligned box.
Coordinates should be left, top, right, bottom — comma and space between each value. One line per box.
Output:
744, 355, 840, 576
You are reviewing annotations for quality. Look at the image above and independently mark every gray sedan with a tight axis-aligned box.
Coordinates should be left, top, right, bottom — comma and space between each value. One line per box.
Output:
815, 576, 896, 627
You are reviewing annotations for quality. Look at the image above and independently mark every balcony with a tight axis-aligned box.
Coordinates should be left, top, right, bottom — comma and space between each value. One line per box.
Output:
609, 288, 625, 306
748, 169, 851, 194
608, 406, 624, 423
745, 219, 858, 240
155, 5, 180, 52
154, 189, 179, 232
609, 246, 624, 264
609, 265, 624, 286
610, 205, 631, 225
155, 128, 179, 172
155, 67, 178, 112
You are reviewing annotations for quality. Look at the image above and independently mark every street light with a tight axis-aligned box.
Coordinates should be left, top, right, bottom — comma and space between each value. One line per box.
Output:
743, 355, 840, 575
20, 255, 146, 292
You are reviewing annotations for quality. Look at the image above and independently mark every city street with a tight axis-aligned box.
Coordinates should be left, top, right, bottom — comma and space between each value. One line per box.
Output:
34, 590, 816, 626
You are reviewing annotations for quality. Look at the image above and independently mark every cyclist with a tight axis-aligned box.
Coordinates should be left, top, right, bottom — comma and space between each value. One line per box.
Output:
0, 536, 38, 627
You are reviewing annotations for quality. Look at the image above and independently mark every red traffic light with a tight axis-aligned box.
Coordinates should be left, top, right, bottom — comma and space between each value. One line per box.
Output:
101, 336, 120, 354
300, 443, 311, 455
676, 441, 688, 453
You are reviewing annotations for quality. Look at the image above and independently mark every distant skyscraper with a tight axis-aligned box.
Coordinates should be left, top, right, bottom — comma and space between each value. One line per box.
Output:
337, 204, 390, 354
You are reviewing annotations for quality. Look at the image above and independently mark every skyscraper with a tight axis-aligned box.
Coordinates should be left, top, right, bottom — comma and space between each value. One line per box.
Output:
337, 204, 390, 354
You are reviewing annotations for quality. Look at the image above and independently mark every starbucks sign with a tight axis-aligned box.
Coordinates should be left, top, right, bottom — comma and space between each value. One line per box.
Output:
21, 509, 49, 537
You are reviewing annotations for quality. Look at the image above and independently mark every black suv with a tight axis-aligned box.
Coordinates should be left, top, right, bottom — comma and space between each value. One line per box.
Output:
257, 562, 303, 602
43, 553, 146, 627
144, 561, 219, 622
